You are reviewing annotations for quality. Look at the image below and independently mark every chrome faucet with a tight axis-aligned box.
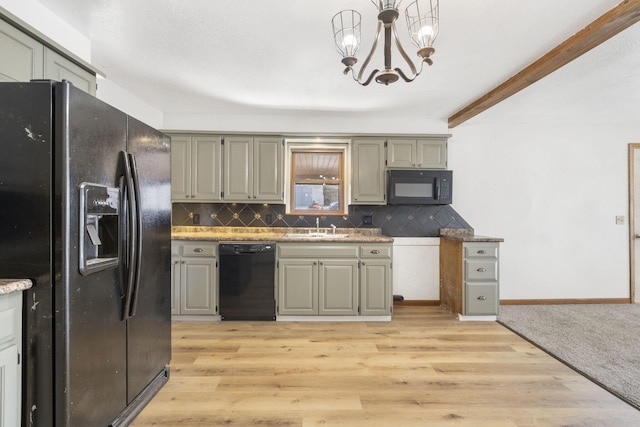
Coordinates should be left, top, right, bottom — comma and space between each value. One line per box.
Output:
316, 217, 320, 234
330, 224, 336, 234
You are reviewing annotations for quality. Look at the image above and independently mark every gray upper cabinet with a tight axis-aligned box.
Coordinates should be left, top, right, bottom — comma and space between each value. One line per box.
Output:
387, 138, 447, 169
351, 139, 386, 205
44, 48, 96, 95
0, 19, 96, 94
170, 134, 223, 202
223, 136, 283, 203
0, 19, 43, 82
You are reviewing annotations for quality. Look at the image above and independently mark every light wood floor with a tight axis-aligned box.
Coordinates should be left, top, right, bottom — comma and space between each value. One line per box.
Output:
131, 306, 640, 426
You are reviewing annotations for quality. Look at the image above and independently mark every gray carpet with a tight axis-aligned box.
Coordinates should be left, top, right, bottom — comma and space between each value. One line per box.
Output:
498, 304, 640, 410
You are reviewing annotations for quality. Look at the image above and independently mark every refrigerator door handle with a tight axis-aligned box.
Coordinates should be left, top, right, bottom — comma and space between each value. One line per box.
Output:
127, 152, 143, 318
121, 151, 138, 320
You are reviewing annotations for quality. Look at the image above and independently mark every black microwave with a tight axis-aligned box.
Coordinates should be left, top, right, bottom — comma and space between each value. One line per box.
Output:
387, 169, 453, 205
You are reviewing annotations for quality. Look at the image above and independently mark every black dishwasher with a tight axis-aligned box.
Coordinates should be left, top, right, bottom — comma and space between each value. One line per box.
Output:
219, 242, 276, 320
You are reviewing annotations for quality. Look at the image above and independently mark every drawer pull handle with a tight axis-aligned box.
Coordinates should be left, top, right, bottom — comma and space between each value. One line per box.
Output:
477, 296, 487, 301
477, 250, 486, 254
370, 250, 380, 254
477, 267, 487, 272
193, 248, 204, 253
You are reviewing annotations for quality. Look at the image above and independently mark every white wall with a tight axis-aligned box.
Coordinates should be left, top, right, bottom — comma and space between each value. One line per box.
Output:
96, 78, 163, 129
449, 121, 635, 300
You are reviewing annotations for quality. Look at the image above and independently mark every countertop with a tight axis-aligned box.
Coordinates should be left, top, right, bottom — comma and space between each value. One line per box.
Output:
0, 279, 33, 296
438, 227, 503, 242
172, 226, 394, 243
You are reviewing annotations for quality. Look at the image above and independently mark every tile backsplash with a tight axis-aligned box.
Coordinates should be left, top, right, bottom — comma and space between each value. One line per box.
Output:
172, 203, 471, 237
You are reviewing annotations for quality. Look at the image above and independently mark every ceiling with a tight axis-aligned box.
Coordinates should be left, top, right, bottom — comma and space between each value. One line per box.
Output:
36, 0, 640, 128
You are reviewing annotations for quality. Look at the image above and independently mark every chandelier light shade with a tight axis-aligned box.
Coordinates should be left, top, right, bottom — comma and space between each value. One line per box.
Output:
331, 0, 439, 86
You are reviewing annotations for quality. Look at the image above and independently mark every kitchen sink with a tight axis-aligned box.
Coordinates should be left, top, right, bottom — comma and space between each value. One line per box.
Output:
284, 232, 349, 238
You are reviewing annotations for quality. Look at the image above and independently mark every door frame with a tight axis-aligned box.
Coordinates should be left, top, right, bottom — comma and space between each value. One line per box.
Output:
628, 144, 640, 303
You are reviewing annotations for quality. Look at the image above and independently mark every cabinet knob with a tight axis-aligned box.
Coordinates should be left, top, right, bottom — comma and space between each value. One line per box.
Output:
370, 250, 380, 254
477, 267, 487, 272
477, 296, 487, 301
193, 248, 204, 253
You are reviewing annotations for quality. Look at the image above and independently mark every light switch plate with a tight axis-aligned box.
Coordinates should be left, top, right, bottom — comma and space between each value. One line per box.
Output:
616, 215, 625, 225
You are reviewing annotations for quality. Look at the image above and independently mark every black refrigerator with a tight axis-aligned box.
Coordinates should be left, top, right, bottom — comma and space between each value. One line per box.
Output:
0, 81, 171, 426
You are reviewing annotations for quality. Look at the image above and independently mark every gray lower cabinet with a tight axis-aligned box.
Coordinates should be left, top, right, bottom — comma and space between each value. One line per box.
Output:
0, 291, 22, 427
0, 19, 96, 94
171, 241, 218, 316
277, 243, 392, 317
463, 243, 499, 315
440, 238, 501, 317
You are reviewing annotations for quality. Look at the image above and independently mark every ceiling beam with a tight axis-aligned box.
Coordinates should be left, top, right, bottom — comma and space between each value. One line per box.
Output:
447, 0, 640, 128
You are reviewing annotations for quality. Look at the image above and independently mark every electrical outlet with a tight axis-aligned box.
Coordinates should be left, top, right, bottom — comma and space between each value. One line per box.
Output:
193, 213, 200, 225
266, 214, 273, 224
362, 215, 373, 225
616, 215, 625, 225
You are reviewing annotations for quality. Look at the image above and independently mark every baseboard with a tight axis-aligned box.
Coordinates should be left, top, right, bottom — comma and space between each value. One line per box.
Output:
500, 298, 631, 305
393, 300, 440, 306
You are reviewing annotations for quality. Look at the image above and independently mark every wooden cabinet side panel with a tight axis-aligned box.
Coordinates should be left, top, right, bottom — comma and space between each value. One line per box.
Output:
439, 239, 463, 314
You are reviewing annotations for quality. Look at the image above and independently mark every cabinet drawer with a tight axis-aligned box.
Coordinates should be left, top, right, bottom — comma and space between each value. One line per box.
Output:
465, 283, 498, 315
464, 244, 498, 258
359, 245, 391, 258
464, 260, 497, 281
278, 244, 358, 258
181, 242, 217, 257
0, 307, 16, 345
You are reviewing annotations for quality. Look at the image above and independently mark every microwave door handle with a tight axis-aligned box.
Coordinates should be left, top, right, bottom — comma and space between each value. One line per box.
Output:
434, 177, 440, 200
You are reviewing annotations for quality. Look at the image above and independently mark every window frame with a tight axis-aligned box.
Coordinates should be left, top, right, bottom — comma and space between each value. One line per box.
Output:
284, 139, 350, 216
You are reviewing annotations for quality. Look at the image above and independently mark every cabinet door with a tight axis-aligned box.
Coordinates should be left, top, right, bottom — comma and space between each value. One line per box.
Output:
416, 139, 447, 169
278, 259, 318, 315
224, 136, 253, 201
170, 135, 191, 201
0, 19, 44, 82
192, 136, 222, 201
387, 140, 416, 168
0, 343, 19, 427
181, 257, 218, 315
319, 260, 359, 315
44, 48, 96, 95
254, 137, 283, 202
170, 255, 180, 315
360, 259, 391, 315
352, 139, 386, 204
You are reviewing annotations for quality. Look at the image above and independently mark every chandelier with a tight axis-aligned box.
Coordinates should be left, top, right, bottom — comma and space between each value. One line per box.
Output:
331, 0, 439, 86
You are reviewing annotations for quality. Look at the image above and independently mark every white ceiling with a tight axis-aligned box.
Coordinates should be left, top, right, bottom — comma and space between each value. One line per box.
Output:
37, 0, 639, 127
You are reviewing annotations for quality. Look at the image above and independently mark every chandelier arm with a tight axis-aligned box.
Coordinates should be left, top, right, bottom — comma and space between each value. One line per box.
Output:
360, 69, 380, 86
394, 67, 417, 83
356, 21, 384, 82
391, 24, 418, 76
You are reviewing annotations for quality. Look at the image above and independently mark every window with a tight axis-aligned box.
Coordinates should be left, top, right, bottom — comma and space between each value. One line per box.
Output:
286, 142, 348, 216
